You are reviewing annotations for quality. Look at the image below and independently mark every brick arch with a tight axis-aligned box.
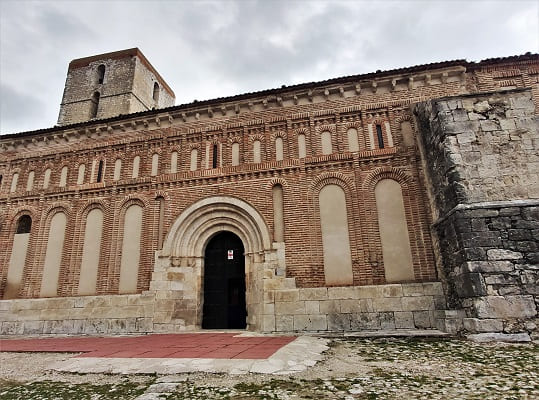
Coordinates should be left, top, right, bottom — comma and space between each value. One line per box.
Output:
309, 171, 356, 196
267, 177, 289, 189
394, 114, 417, 131
270, 130, 287, 141
248, 133, 264, 143
154, 190, 171, 201
293, 127, 309, 136
117, 194, 149, 211
362, 167, 413, 191
188, 142, 201, 150
343, 121, 362, 130
315, 124, 336, 135
227, 135, 242, 144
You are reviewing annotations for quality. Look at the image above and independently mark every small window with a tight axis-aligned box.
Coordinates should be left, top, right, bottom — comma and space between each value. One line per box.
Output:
90, 92, 100, 119
59, 166, 68, 187
10, 172, 18, 193
153, 82, 159, 102
16, 215, 32, 234
132, 155, 140, 178
96, 160, 104, 182
0, 174, 3, 188
376, 124, 385, 149
212, 144, 218, 169
97, 65, 105, 84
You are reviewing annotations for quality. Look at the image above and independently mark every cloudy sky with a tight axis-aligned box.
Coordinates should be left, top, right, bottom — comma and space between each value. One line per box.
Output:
0, 0, 537, 135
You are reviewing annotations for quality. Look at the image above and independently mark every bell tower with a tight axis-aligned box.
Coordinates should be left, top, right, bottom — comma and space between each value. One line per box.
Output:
57, 48, 175, 126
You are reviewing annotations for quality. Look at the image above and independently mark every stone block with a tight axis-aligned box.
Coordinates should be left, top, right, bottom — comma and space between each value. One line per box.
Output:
402, 283, 425, 297
464, 261, 514, 273
422, 282, 444, 296
467, 332, 531, 342
487, 249, 523, 260
319, 300, 340, 314
328, 313, 351, 331
340, 299, 373, 313
456, 131, 476, 144
263, 303, 275, 314
261, 315, 275, 332
40, 308, 72, 320
350, 313, 380, 330
454, 273, 487, 297
275, 301, 305, 315
436, 317, 462, 334
372, 297, 403, 312
394, 311, 415, 329
83, 319, 108, 334
276, 315, 294, 331
110, 296, 129, 307
43, 320, 75, 334
305, 300, 320, 314
293, 315, 327, 331
413, 311, 433, 328
402, 296, 434, 311
357, 285, 385, 298
473, 295, 537, 319
327, 287, 359, 299
299, 288, 328, 301
380, 312, 396, 330
136, 318, 153, 332
382, 284, 403, 297
274, 289, 300, 302
0, 321, 24, 335
463, 318, 503, 333
22, 320, 44, 334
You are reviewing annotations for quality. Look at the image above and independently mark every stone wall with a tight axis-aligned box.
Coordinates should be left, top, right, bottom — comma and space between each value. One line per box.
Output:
415, 88, 539, 338
265, 282, 445, 332
0, 293, 155, 335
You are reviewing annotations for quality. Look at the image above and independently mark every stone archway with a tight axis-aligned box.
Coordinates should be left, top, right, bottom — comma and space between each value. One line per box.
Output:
153, 196, 273, 331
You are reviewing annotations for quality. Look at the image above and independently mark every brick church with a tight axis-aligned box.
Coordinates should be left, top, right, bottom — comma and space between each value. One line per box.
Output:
0, 49, 537, 338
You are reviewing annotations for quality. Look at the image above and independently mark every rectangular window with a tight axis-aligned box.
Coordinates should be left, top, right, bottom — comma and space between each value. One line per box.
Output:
376, 124, 384, 149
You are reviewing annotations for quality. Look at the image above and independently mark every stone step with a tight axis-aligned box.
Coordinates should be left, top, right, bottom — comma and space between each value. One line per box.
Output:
311, 329, 452, 338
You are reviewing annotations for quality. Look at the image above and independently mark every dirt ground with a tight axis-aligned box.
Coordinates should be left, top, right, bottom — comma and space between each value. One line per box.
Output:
1, 337, 538, 399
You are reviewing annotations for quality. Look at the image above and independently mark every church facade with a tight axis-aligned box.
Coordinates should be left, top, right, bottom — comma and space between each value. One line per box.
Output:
0, 49, 537, 338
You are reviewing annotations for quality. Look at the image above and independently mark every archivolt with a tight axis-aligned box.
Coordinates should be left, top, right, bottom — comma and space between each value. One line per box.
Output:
161, 196, 272, 258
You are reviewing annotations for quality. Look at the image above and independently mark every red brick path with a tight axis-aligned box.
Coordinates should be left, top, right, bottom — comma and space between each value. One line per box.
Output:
0, 333, 296, 359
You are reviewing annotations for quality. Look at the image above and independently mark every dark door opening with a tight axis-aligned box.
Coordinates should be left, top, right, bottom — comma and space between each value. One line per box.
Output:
202, 231, 247, 329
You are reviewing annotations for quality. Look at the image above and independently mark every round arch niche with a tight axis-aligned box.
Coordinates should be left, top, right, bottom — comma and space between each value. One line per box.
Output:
161, 196, 272, 260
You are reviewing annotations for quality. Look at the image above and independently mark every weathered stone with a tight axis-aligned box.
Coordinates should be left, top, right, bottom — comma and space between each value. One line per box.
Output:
463, 318, 503, 332
454, 273, 487, 297
394, 311, 415, 329
328, 313, 351, 331
372, 297, 403, 312
293, 315, 327, 331
350, 313, 380, 330
402, 296, 434, 311
464, 261, 514, 273
473, 296, 537, 319
379, 312, 396, 330
467, 332, 531, 342
487, 249, 523, 260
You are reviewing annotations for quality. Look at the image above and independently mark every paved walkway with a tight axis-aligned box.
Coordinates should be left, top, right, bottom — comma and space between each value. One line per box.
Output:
0, 332, 330, 375
0, 333, 295, 359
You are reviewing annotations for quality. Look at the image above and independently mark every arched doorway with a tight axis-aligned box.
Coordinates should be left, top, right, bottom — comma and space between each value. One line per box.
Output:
202, 231, 247, 329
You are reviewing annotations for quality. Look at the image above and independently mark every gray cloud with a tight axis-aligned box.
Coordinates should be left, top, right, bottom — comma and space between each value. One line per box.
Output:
0, 0, 537, 134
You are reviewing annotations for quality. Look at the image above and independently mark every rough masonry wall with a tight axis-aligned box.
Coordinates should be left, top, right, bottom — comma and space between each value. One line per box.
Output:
415, 88, 539, 337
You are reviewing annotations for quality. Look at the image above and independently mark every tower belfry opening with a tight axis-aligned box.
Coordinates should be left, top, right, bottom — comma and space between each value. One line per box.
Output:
57, 48, 175, 126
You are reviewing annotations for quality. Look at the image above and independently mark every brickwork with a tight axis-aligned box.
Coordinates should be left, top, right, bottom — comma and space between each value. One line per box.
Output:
0, 52, 538, 334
